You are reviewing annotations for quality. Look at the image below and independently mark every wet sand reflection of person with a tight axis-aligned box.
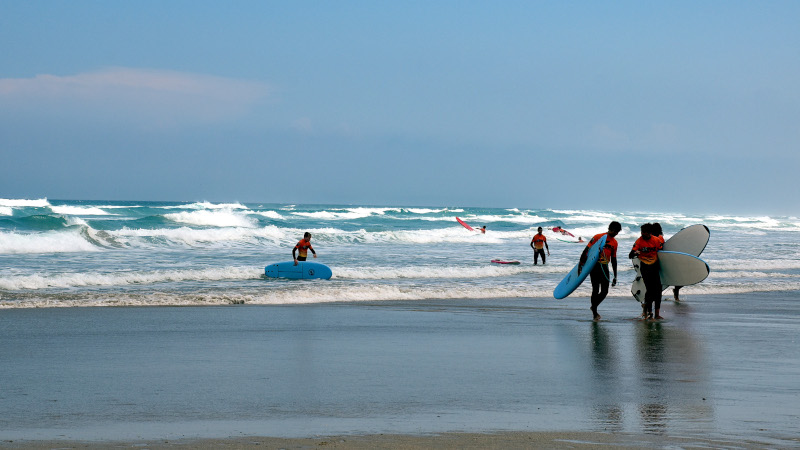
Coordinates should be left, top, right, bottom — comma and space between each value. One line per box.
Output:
589, 322, 623, 432
636, 321, 669, 434
634, 319, 712, 435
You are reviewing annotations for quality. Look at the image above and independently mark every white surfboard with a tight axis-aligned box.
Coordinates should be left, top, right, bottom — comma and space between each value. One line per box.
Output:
631, 224, 710, 302
662, 224, 710, 255
631, 251, 710, 302
658, 251, 710, 286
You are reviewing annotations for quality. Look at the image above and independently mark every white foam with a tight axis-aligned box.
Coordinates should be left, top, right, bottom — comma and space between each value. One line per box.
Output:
257, 211, 285, 220
292, 207, 399, 220
169, 201, 248, 210
333, 264, 566, 280
708, 259, 800, 271
0, 230, 100, 254
0, 266, 259, 290
51, 205, 114, 216
113, 225, 286, 247
0, 206, 11, 216
0, 198, 51, 207
164, 209, 257, 228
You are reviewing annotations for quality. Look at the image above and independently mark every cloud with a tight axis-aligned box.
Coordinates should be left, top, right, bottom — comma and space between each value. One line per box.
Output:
0, 68, 270, 128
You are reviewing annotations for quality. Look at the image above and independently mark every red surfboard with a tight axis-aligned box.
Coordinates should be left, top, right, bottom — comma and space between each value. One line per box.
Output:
456, 217, 474, 231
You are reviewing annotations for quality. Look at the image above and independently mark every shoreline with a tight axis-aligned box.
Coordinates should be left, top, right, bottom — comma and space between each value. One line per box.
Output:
2, 430, 786, 449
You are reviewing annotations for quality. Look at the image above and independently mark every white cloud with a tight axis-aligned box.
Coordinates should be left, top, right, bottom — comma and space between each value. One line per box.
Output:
0, 67, 270, 127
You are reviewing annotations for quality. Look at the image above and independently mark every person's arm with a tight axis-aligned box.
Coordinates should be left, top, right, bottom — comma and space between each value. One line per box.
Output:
628, 241, 639, 259
530, 239, 535, 250
611, 257, 618, 286
310, 244, 317, 257
577, 246, 589, 274
292, 246, 298, 265
545, 240, 550, 255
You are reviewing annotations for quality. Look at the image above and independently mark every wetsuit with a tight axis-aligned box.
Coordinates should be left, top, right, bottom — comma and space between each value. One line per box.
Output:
630, 236, 663, 316
531, 233, 548, 265
293, 238, 315, 261
581, 233, 618, 313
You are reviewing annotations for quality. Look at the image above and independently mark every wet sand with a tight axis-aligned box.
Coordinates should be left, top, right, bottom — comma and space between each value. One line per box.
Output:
1, 293, 798, 448
1, 430, 781, 449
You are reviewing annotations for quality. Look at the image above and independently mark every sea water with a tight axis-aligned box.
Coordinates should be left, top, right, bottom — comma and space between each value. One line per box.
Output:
1, 198, 799, 307
1, 198, 800, 444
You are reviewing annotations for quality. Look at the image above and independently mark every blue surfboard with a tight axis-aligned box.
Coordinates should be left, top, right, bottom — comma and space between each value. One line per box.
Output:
265, 261, 333, 280
553, 234, 606, 299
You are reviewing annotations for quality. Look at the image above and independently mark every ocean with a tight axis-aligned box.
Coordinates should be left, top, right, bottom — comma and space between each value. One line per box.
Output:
2, 198, 799, 446
2, 198, 799, 307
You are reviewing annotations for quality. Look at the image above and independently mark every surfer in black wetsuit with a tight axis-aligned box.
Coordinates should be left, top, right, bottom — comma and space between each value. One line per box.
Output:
578, 221, 621, 320
530, 227, 549, 265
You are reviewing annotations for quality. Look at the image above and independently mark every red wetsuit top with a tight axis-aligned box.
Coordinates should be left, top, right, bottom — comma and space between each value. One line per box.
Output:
294, 239, 314, 258
632, 236, 662, 265
586, 232, 618, 265
531, 233, 547, 249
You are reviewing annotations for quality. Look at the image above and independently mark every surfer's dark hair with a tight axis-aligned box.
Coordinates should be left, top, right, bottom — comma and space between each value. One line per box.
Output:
609, 221, 622, 232
304, 232, 311, 238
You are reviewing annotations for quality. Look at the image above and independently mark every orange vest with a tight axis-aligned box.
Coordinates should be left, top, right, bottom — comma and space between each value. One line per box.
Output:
587, 233, 617, 265
632, 236, 662, 265
532, 233, 547, 249
295, 239, 313, 258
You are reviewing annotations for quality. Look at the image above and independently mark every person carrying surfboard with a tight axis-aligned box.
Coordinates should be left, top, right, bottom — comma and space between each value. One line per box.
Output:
530, 227, 550, 265
578, 221, 621, 320
629, 223, 664, 319
293, 232, 317, 266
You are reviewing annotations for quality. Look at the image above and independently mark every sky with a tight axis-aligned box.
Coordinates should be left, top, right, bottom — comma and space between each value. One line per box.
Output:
1, 1, 799, 215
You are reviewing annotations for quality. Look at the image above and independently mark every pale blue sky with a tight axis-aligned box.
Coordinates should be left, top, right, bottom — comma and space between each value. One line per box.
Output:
1, 1, 798, 214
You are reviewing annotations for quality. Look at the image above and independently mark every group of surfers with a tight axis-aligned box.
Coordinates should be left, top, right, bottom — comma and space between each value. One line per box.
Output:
522, 223, 679, 321
291, 222, 677, 322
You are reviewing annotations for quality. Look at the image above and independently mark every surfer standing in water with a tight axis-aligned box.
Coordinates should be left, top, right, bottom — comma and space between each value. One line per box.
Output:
530, 227, 550, 265
578, 221, 621, 320
479, 226, 486, 234
293, 232, 317, 266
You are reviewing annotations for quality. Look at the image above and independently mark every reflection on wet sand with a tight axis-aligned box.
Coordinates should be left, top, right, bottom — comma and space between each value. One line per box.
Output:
587, 313, 714, 436
634, 317, 714, 435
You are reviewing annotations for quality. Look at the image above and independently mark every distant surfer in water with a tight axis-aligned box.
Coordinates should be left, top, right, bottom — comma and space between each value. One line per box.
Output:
293, 232, 317, 266
479, 226, 486, 234
530, 227, 550, 265
578, 221, 621, 320
552, 226, 574, 237
629, 223, 664, 319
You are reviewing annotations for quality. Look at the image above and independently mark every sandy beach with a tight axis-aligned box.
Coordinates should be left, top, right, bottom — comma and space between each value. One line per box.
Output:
1, 292, 798, 448
1, 430, 781, 449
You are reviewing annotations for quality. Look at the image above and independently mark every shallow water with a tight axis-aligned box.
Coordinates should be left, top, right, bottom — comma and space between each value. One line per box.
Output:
2, 200, 800, 307
0, 293, 797, 446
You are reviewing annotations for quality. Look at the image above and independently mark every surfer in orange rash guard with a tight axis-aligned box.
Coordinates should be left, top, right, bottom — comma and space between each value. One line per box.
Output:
629, 223, 664, 319
293, 232, 317, 266
530, 227, 550, 265
578, 221, 621, 320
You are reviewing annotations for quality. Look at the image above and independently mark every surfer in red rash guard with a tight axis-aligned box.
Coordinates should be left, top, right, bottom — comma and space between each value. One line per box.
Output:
530, 227, 550, 265
629, 223, 664, 319
578, 221, 621, 320
293, 232, 317, 266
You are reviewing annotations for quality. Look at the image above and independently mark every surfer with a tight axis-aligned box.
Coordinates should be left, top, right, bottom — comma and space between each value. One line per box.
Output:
530, 227, 550, 265
479, 226, 486, 234
629, 223, 664, 319
552, 226, 574, 237
293, 232, 317, 266
578, 221, 621, 320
